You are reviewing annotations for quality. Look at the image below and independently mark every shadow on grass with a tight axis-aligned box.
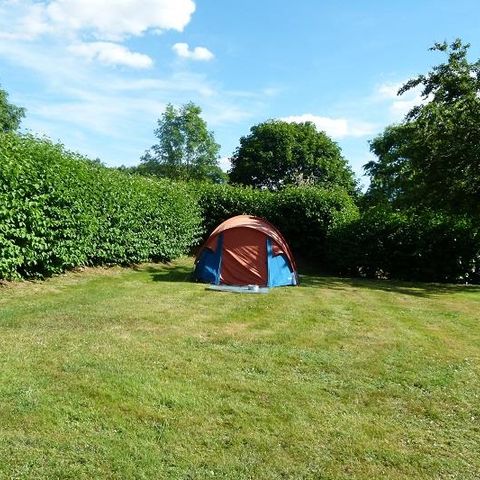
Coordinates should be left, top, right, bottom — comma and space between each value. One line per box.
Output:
299, 274, 480, 298
136, 262, 480, 297
138, 264, 195, 283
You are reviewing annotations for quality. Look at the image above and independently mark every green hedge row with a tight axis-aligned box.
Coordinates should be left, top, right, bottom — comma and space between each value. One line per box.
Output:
194, 184, 479, 283
326, 207, 480, 283
0, 133, 202, 280
194, 182, 359, 260
2, 133, 478, 284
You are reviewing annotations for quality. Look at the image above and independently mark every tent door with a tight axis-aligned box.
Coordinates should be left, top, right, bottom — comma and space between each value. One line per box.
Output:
267, 238, 295, 287
195, 234, 223, 284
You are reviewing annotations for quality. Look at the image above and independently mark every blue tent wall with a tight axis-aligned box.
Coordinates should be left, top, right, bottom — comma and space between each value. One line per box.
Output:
195, 234, 223, 285
266, 238, 296, 287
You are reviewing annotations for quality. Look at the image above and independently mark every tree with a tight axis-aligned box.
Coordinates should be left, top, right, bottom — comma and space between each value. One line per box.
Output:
140, 102, 224, 182
365, 39, 480, 215
229, 120, 357, 192
0, 84, 25, 132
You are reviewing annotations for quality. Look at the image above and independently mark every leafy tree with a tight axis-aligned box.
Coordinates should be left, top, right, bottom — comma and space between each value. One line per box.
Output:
229, 120, 357, 192
0, 84, 25, 132
365, 39, 480, 215
140, 102, 224, 182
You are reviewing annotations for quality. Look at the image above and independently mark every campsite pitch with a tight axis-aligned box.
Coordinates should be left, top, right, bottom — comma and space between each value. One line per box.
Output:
0, 258, 479, 479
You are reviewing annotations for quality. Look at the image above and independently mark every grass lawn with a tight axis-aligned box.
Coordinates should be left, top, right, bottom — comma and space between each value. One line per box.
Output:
0, 257, 479, 479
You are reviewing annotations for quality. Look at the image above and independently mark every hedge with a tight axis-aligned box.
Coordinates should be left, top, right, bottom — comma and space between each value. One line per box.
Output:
0, 133, 203, 280
194, 182, 359, 260
194, 184, 479, 283
326, 207, 480, 283
3, 133, 477, 284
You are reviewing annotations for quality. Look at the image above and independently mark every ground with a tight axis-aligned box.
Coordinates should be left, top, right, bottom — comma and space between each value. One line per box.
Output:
0, 258, 479, 479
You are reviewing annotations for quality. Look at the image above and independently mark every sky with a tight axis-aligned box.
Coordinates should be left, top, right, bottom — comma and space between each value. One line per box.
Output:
1, 0, 480, 186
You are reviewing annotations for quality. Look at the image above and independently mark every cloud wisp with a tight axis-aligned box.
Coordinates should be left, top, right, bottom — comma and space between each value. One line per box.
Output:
69, 42, 153, 69
281, 114, 377, 139
373, 81, 427, 120
0, 24, 266, 166
173, 42, 214, 61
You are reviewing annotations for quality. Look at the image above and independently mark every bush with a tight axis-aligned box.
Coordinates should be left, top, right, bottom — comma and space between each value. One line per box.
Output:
194, 182, 359, 260
326, 207, 480, 283
269, 186, 359, 260
194, 183, 272, 235
0, 133, 202, 280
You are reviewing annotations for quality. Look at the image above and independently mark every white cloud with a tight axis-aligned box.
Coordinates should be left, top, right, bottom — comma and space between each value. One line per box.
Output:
47, 0, 195, 40
281, 114, 376, 139
262, 87, 283, 97
173, 42, 214, 61
376, 82, 402, 100
374, 81, 428, 120
218, 156, 231, 172
390, 97, 422, 118
30, 93, 166, 137
0, 0, 196, 68
69, 42, 153, 69
2, 0, 196, 40
108, 72, 216, 97
204, 103, 251, 125
0, 1, 51, 40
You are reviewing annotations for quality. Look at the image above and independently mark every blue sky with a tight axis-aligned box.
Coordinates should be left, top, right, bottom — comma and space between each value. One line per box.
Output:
1, 0, 479, 186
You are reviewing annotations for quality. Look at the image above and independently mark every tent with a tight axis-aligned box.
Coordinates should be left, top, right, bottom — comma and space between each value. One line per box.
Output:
194, 215, 298, 287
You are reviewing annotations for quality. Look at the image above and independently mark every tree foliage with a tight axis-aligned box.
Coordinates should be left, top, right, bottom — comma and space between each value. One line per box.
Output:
365, 39, 480, 215
0, 84, 25, 132
229, 120, 357, 192
140, 102, 224, 182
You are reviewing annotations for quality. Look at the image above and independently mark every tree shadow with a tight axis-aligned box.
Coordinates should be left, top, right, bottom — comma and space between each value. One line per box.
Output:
138, 264, 195, 283
299, 274, 480, 298
135, 262, 480, 297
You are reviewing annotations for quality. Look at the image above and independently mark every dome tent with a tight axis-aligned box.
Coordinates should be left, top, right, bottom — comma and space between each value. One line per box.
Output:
194, 215, 298, 287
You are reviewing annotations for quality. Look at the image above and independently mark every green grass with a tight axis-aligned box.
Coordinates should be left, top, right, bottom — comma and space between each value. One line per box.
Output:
1, 258, 479, 479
